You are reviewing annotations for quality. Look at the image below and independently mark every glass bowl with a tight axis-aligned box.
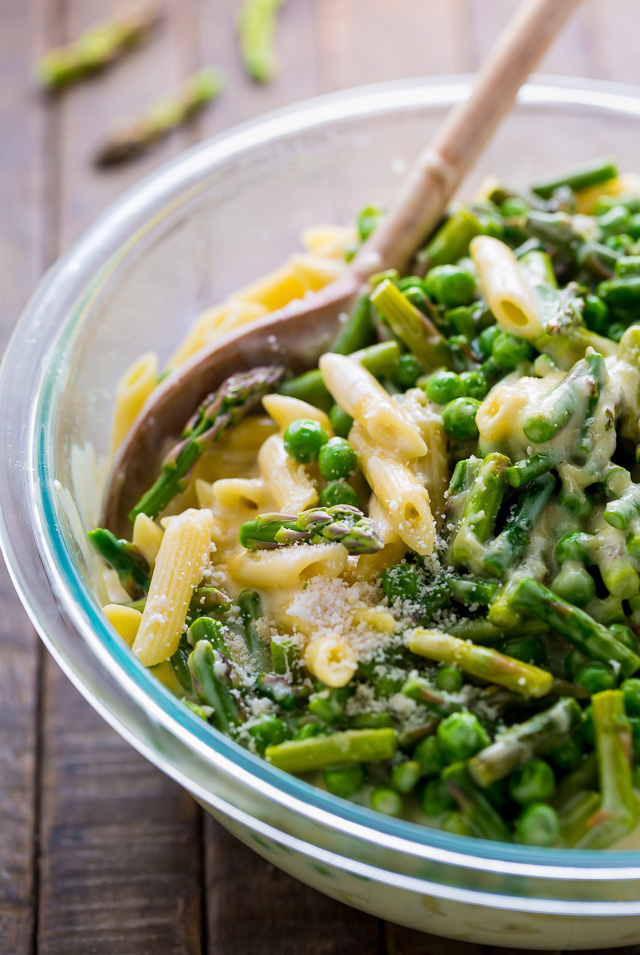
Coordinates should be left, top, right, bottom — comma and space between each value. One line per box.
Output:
4, 77, 640, 950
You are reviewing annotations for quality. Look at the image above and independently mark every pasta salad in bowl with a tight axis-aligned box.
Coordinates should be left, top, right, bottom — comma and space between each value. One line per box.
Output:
7, 79, 640, 946
92, 153, 640, 852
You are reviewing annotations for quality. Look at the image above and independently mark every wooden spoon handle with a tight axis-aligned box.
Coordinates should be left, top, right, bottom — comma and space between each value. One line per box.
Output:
355, 0, 583, 276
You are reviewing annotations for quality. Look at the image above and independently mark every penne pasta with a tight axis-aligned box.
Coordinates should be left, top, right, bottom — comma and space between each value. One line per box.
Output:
132, 513, 164, 569
258, 433, 318, 512
470, 235, 543, 339
350, 424, 435, 556
102, 603, 142, 646
262, 393, 333, 434
227, 543, 348, 589
132, 508, 213, 666
110, 351, 159, 456
320, 353, 427, 459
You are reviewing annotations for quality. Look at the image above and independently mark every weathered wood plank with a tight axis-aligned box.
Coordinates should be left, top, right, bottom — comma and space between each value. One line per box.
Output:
203, 814, 383, 955
385, 924, 487, 955
0, 0, 46, 951
36, 1, 205, 952
38, 661, 202, 955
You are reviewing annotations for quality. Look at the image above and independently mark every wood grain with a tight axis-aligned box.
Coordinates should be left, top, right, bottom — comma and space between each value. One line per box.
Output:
203, 815, 383, 955
0, 0, 45, 951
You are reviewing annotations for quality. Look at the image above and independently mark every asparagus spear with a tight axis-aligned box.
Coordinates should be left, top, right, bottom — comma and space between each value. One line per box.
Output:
408, 629, 554, 699
265, 728, 398, 772
605, 474, 640, 530
525, 211, 620, 279
237, 589, 271, 670
442, 763, 512, 842
511, 578, 640, 678
36, 3, 161, 92
482, 474, 555, 579
130, 365, 285, 522
446, 575, 499, 607
522, 354, 601, 444
568, 690, 638, 849
238, 0, 285, 83
451, 453, 509, 568
238, 504, 384, 555
279, 341, 400, 411
447, 616, 548, 645
188, 616, 230, 656
531, 156, 618, 199
95, 69, 224, 167
87, 528, 150, 600
468, 698, 581, 788
188, 640, 242, 733
369, 279, 451, 372
506, 452, 559, 488
420, 208, 483, 268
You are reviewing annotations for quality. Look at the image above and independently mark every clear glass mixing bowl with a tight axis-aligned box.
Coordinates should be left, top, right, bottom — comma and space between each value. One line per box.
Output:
4, 77, 640, 950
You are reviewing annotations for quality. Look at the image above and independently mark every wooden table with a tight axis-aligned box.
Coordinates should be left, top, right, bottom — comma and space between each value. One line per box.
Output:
2, 2, 640, 952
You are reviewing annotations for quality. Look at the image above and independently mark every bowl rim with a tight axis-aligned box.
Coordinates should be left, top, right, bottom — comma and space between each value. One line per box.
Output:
6, 74, 640, 893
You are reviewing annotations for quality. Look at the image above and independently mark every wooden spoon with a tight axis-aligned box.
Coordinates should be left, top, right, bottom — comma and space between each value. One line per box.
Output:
103, 0, 582, 537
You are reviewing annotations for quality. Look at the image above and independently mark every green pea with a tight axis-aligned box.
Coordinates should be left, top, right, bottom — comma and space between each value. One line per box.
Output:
500, 636, 547, 668
441, 397, 480, 441
564, 648, 589, 681
324, 764, 366, 798
477, 323, 500, 358
413, 735, 446, 777
583, 294, 609, 333
419, 778, 456, 817
319, 480, 359, 508
437, 712, 489, 762
508, 759, 555, 805
308, 685, 353, 724
284, 418, 329, 463
492, 329, 533, 369
598, 204, 631, 237
392, 353, 423, 390
615, 255, 640, 277
447, 305, 476, 339
622, 678, 640, 717
459, 370, 489, 401
318, 437, 357, 481
574, 663, 617, 695
329, 404, 354, 439
515, 803, 559, 847
249, 715, 290, 755
440, 811, 474, 836
435, 665, 463, 693
550, 735, 584, 771
500, 197, 530, 217
371, 785, 404, 817
552, 564, 596, 607
402, 285, 432, 315
381, 563, 419, 602
423, 368, 464, 405
424, 264, 476, 308
294, 722, 327, 740
604, 234, 634, 253
391, 759, 422, 794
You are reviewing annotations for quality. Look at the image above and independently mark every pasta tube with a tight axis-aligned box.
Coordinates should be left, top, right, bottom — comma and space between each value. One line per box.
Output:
102, 603, 142, 647
305, 633, 357, 687
262, 394, 333, 434
228, 543, 348, 589
350, 425, 435, 556
110, 351, 159, 456
132, 508, 213, 666
258, 433, 318, 512
320, 353, 427, 459
470, 236, 543, 339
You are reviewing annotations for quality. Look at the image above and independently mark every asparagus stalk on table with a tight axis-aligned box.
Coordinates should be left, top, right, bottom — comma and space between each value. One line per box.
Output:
238, 504, 384, 555
87, 527, 150, 600
130, 364, 285, 522
95, 69, 225, 166
238, 0, 285, 83
468, 698, 582, 788
36, 3, 162, 92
